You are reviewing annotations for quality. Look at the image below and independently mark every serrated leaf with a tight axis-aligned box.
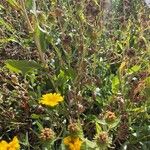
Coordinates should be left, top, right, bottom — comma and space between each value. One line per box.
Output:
5, 60, 41, 75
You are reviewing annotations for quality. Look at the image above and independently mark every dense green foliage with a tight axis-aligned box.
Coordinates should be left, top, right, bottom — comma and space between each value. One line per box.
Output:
0, 0, 150, 149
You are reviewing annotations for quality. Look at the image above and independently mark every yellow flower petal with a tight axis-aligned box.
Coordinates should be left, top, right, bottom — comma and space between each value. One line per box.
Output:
39, 93, 64, 107
64, 136, 82, 150
0, 136, 20, 150
0, 140, 8, 150
8, 136, 20, 150
64, 136, 72, 145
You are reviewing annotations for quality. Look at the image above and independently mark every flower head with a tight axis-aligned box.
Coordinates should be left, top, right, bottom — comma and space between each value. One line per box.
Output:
64, 136, 82, 150
68, 123, 79, 132
40, 128, 55, 141
95, 132, 112, 148
39, 93, 64, 107
105, 111, 116, 123
0, 141, 8, 150
96, 132, 109, 145
0, 136, 20, 150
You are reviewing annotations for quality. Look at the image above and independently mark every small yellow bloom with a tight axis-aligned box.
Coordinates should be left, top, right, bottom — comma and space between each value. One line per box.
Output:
39, 93, 64, 107
0, 141, 8, 150
64, 136, 82, 150
8, 136, 20, 150
0, 136, 20, 150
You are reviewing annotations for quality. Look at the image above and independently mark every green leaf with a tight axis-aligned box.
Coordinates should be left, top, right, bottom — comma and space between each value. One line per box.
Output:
25, 0, 33, 10
111, 76, 120, 93
96, 122, 102, 133
34, 121, 43, 130
24, 132, 30, 147
66, 68, 76, 80
5, 60, 41, 75
31, 114, 40, 119
6, 0, 21, 10
57, 70, 70, 86
96, 119, 107, 125
117, 41, 123, 50
0, 38, 18, 45
7, 0, 18, 6
86, 115, 107, 125
61, 142, 66, 150
0, 4, 5, 10
83, 139, 97, 149
0, 18, 15, 32
34, 25, 48, 52
46, 34, 62, 60
128, 65, 141, 74
77, 10, 86, 22
108, 118, 120, 129
143, 77, 150, 98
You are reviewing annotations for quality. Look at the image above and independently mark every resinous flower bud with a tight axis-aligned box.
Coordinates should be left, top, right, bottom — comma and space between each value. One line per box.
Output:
40, 128, 55, 141
68, 123, 83, 137
95, 132, 112, 149
105, 111, 116, 123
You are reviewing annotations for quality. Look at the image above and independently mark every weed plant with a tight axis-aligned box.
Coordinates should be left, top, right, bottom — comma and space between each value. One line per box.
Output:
0, 0, 150, 149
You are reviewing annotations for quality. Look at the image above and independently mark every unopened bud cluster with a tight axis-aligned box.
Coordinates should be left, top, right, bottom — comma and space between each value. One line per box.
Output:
40, 128, 55, 141
97, 132, 109, 145
105, 111, 116, 122
68, 123, 79, 133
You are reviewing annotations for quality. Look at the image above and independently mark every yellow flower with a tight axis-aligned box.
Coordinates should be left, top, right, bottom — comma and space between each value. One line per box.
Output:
64, 136, 82, 150
0, 136, 20, 150
8, 136, 20, 150
0, 141, 8, 150
39, 93, 64, 107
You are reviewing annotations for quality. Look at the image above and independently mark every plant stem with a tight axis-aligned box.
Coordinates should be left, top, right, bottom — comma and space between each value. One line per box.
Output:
20, 0, 47, 67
